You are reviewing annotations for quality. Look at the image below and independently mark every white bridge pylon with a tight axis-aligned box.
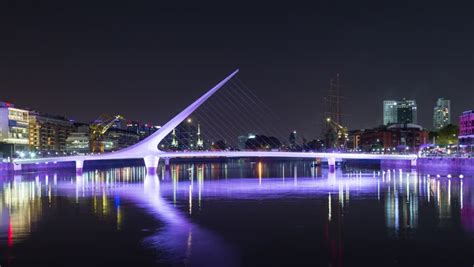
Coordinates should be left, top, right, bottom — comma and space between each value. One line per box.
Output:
103, 69, 241, 173
14, 69, 417, 173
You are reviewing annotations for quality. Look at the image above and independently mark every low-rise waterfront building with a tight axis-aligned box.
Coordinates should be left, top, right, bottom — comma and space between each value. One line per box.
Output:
65, 132, 90, 154
356, 123, 428, 152
65, 123, 91, 154
347, 129, 363, 150
0, 102, 30, 158
103, 128, 140, 152
459, 110, 474, 148
28, 111, 74, 152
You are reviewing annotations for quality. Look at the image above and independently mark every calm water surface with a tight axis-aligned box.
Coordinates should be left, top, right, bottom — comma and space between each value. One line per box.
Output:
0, 160, 473, 266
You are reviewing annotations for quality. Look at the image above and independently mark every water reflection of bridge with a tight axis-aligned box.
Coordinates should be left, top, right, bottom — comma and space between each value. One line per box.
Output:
1, 165, 471, 250
14, 70, 417, 173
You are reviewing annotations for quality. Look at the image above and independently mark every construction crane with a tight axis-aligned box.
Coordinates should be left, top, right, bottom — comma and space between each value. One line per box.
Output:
90, 114, 126, 153
325, 117, 349, 150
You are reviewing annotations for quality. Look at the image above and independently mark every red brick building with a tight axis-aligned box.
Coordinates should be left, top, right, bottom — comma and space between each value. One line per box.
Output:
352, 123, 428, 152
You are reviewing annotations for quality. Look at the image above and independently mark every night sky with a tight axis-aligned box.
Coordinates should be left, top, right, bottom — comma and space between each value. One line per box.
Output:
1, 1, 473, 138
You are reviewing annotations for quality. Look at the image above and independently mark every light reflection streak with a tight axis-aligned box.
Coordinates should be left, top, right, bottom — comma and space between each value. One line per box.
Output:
0, 178, 43, 246
0, 163, 472, 262
125, 174, 240, 266
328, 192, 332, 221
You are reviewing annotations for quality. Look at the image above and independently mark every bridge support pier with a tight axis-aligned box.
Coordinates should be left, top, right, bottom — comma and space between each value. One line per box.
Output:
164, 157, 170, 166
13, 163, 22, 172
75, 160, 84, 174
411, 158, 417, 168
328, 157, 336, 173
144, 155, 160, 175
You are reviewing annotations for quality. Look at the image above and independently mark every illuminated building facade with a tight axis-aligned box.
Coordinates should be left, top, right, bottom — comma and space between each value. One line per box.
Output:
347, 129, 363, 150
28, 111, 74, 152
65, 133, 90, 154
433, 98, 451, 130
358, 124, 428, 152
383, 99, 417, 125
459, 110, 474, 147
65, 123, 90, 154
0, 102, 30, 157
161, 118, 200, 150
126, 121, 161, 140
103, 128, 140, 151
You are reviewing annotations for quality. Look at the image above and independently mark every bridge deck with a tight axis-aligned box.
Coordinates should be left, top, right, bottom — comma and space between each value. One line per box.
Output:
14, 151, 417, 165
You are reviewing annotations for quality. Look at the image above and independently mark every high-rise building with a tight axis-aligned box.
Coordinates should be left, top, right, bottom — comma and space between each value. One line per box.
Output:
383, 101, 398, 125
0, 102, 30, 158
161, 118, 200, 150
459, 110, 473, 147
383, 99, 417, 125
433, 98, 451, 130
28, 111, 74, 152
289, 131, 297, 148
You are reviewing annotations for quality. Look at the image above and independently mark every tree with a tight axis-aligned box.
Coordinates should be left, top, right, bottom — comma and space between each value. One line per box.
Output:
437, 124, 459, 145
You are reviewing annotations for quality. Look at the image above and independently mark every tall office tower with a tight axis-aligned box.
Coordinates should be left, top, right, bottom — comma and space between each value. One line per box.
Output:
383, 101, 398, 125
383, 99, 417, 125
433, 98, 451, 130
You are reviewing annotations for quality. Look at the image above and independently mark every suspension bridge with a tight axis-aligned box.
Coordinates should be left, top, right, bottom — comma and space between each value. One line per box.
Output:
13, 69, 417, 173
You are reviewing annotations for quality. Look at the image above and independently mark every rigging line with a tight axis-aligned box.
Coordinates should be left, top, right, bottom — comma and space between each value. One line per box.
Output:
217, 84, 280, 149
233, 78, 295, 137
228, 81, 286, 145
235, 78, 289, 125
230, 80, 288, 140
193, 113, 225, 146
218, 84, 281, 149
193, 108, 231, 148
204, 90, 253, 147
196, 103, 241, 148
216, 82, 281, 149
157, 136, 172, 150
191, 86, 242, 148
193, 115, 221, 149
201, 98, 245, 146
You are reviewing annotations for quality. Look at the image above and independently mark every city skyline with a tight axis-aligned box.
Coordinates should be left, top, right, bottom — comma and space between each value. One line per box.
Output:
1, 3, 474, 265
0, 90, 462, 132
1, 2, 473, 138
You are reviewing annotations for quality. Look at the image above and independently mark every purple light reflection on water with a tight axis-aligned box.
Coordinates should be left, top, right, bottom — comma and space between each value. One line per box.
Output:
64, 172, 240, 266
1, 164, 474, 266
123, 174, 240, 266
156, 172, 379, 200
